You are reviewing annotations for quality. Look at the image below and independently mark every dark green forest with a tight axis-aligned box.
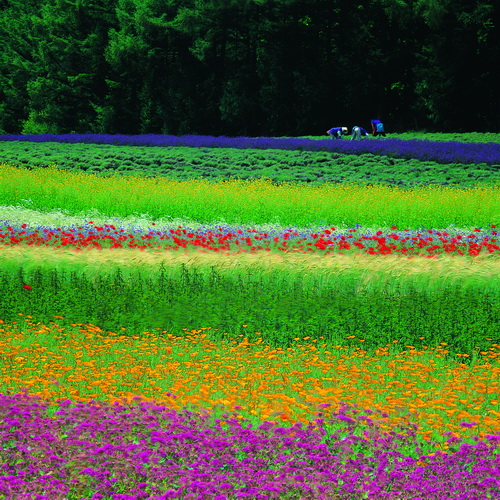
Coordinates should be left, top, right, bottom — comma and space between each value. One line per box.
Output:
0, 0, 499, 136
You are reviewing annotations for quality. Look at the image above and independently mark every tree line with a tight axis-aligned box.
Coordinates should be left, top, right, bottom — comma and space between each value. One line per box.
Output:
0, 0, 499, 136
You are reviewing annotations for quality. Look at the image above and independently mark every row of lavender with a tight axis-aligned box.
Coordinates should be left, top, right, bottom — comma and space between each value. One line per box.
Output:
2, 393, 499, 499
2, 133, 500, 166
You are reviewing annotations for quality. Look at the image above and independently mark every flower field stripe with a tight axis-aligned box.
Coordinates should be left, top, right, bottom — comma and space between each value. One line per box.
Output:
1, 393, 499, 498
1, 219, 500, 256
2, 133, 500, 165
1, 164, 500, 228
1, 133, 500, 497
1, 318, 499, 447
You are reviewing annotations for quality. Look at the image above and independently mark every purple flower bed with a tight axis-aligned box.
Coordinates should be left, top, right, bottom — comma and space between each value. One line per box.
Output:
1, 133, 500, 166
1, 393, 499, 499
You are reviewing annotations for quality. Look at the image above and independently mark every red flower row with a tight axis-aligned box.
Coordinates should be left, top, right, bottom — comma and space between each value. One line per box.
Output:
1, 224, 498, 257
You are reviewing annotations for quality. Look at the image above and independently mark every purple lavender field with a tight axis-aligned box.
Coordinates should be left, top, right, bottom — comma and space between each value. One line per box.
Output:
1, 133, 500, 166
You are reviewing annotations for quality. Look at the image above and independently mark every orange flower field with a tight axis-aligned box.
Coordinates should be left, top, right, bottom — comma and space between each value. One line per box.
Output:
2, 316, 499, 450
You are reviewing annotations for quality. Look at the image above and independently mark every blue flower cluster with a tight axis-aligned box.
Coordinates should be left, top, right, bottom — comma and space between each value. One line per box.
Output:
2, 133, 500, 165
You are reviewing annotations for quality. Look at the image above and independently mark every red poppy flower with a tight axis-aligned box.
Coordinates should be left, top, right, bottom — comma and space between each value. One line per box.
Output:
22, 284, 32, 290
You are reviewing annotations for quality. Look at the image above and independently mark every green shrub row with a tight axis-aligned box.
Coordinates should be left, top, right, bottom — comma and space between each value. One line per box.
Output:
1, 263, 498, 356
1, 141, 499, 188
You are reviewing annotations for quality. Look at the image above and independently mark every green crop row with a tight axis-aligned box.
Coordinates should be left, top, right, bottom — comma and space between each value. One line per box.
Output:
1, 141, 499, 188
1, 261, 498, 356
2, 164, 499, 228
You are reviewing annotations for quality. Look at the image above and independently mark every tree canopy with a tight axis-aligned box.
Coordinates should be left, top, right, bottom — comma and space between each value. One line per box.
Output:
0, 0, 498, 135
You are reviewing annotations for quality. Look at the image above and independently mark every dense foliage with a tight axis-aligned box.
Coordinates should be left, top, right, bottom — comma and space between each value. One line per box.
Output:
0, 1, 499, 136
1, 259, 499, 354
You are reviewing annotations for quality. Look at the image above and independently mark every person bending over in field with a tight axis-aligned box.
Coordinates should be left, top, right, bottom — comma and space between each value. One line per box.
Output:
371, 119, 386, 137
326, 126, 348, 139
350, 126, 369, 140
